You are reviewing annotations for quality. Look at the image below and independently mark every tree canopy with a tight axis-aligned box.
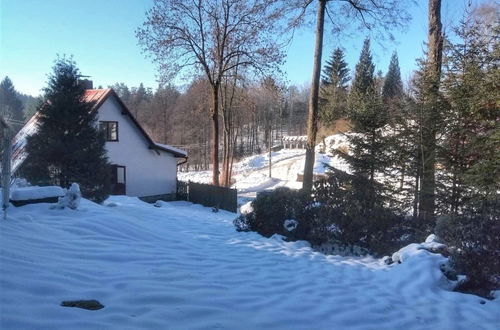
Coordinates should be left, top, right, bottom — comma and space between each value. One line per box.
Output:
137, 0, 289, 185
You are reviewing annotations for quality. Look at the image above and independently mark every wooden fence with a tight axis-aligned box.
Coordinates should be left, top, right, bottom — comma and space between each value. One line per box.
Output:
177, 180, 237, 213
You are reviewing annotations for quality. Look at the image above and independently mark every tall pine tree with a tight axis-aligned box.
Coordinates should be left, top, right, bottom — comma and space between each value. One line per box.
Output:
438, 16, 499, 215
382, 52, 403, 101
381, 51, 417, 212
319, 48, 350, 125
22, 58, 111, 202
0, 77, 24, 122
343, 38, 389, 192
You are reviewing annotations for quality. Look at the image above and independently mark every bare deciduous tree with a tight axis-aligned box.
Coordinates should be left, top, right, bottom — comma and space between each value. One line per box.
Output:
137, 0, 286, 185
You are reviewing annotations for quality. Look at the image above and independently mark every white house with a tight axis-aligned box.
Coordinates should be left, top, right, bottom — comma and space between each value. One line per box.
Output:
11, 87, 187, 202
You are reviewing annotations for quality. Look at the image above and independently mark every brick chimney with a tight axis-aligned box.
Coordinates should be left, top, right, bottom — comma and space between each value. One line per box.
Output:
78, 79, 93, 90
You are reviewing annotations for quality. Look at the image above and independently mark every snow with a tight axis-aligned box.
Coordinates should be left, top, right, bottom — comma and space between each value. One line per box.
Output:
153, 142, 187, 157
283, 219, 298, 231
55, 183, 82, 210
10, 186, 65, 201
178, 141, 348, 202
1, 197, 498, 329
422, 234, 447, 251
239, 201, 253, 215
177, 132, 407, 212
391, 235, 448, 264
2, 132, 499, 328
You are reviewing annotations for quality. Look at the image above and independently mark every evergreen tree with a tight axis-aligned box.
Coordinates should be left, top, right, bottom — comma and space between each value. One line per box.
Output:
0, 77, 24, 122
382, 52, 405, 126
16, 92, 41, 120
343, 39, 389, 189
393, 97, 423, 216
438, 17, 499, 215
130, 83, 153, 123
350, 39, 375, 99
382, 52, 403, 101
410, 57, 443, 222
110, 83, 132, 104
435, 9, 499, 293
321, 48, 350, 87
22, 58, 111, 203
319, 48, 350, 125
381, 51, 414, 207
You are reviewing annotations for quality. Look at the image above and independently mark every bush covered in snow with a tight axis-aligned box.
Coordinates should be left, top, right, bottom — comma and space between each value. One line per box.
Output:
436, 212, 500, 296
56, 183, 81, 210
235, 174, 413, 256
312, 174, 410, 256
234, 188, 316, 241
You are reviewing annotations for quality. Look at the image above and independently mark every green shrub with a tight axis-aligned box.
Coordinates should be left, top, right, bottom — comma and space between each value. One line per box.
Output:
234, 188, 315, 242
313, 174, 408, 256
436, 212, 500, 295
235, 173, 410, 256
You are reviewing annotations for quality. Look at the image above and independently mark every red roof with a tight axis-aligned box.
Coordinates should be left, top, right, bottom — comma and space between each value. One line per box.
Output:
83, 89, 113, 111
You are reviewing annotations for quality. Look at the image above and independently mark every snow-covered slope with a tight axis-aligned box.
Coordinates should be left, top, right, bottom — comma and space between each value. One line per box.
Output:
179, 135, 350, 199
1, 197, 498, 329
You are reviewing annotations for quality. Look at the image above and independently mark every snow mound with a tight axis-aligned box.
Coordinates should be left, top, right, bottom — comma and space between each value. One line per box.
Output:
390, 235, 457, 292
392, 235, 446, 263
55, 183, 81, 210
10, 186, 64, 201
240, 201, 253, 215
316, 133, 350, 155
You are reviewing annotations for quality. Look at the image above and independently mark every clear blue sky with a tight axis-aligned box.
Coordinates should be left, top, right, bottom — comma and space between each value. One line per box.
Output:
1, 0, 481, 96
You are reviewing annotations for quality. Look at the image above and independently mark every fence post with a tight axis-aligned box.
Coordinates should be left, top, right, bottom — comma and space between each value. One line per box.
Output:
2, 127, 12, 220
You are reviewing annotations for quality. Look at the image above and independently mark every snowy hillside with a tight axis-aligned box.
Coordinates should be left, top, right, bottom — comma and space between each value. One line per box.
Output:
1, 196, 498, 329
179, 134, 351, 200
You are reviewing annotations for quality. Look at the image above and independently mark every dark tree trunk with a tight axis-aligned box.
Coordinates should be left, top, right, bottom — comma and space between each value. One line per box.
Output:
369, 128, 376, 183
303, 0, 326, 191
418, 0, 442, 223
211, 84, 220, 186
413, 160, 421, 220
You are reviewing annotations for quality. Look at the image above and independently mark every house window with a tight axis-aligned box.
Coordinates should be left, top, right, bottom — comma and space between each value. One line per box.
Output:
99, 121, 118, 141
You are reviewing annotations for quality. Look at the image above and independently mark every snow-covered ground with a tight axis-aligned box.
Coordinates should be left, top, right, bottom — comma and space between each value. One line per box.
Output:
1, 134, 498, 328
1, 196, 498, 329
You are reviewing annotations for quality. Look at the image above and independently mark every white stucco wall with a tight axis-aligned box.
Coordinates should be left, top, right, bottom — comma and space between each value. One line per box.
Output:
97, 96, 177, 197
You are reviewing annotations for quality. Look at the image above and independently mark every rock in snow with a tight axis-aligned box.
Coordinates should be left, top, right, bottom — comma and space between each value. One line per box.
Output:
60, 299, 104, 310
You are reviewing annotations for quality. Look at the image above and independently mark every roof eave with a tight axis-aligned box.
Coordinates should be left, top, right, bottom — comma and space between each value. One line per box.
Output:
150, 144, 188, 158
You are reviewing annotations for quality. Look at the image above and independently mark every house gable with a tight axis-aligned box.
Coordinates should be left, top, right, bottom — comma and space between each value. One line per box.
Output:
95, 94, 181, 197
85, 89, 186, 158
11, 88, 187, 199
